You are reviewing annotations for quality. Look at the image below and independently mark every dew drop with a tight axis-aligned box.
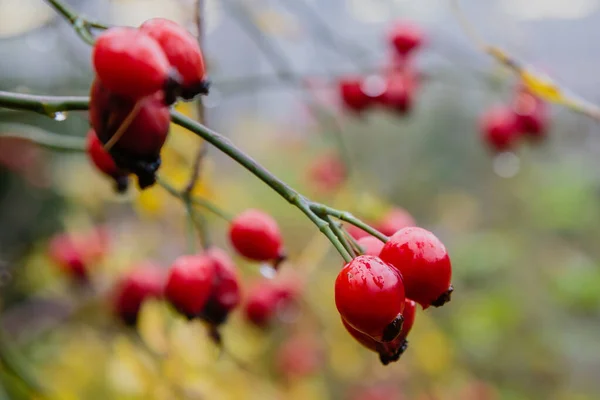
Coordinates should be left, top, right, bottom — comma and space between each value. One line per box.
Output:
493, 151, 520, 178
260, 263, 276, 279
361, 75, 387, 98
53, 112, 67, 121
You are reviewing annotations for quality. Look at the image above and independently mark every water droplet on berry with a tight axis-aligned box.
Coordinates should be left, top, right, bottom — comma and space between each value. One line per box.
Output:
260, 263, 276, 279
361, 75, 387, 98
493, 151, 520, 178
52, 112, 67, 121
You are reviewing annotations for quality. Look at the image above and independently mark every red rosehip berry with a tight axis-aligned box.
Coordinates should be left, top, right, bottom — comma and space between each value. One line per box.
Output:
335, 255, 406, 342
86, 129, 129, 192
229, 209, 284, 263
200, 248, 241, 325
48, 233, 87, 281
346, 224, 371, 240
389, 21, 424, 58
379, 227, 452, 309
89, 79, 171, 188
140, 18, 209, 100
92, 27, 178, 102
339, 77, 371, 113
307, 152, 347, 194
244, 280, 296, 328
378, 73, 414, 115
373, 207, 416, 237
356, 236, 384, 256
480, 106, 520, 153
113, 263, 165, 326
513, 89, 548, 140
164, 254, 216, 319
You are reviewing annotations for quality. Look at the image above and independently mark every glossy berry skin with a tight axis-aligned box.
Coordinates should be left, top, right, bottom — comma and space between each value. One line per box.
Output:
165, 254, 215, 319
389, 21, 424, 58
92, 27, 177, 101
229, 209, 284, 263
200, 248, 241, 325
140, 18, 209, 100
335, 255, 405, 342
86, 130, 129, 192
480, 106, 520, 153
356, 236, 384, 256
342, 299, 416, 365
373, 207, 416, 237
513, 90, 548, 140
379, 227, 452, 309
339, 77, 371, 113
89, 79, 171, 188
113, 264, 165, 326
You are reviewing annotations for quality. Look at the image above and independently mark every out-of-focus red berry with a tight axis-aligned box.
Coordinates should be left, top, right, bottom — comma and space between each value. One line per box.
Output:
480, 106, 520, 153
308, 152, 347, 194
229, 209, 284, 263
164, 254, 216, 318
339, 77, 372, 113
513, 89, 548, 140
389, 21, 425, 58
140, 18, 209, 100
113, 263, 165, 326
92, 27, 177, 101
244, 280, 297, 328
373, 207, 416, 237
200, 247, 241, 325
356, 236, 385, 256
276, 335, 323, 380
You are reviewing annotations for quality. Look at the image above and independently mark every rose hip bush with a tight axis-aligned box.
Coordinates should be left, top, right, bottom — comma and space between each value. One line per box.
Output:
0, 1, 599, 400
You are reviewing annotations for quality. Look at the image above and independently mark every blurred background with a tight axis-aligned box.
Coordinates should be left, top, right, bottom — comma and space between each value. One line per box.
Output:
2, 0, 600, 399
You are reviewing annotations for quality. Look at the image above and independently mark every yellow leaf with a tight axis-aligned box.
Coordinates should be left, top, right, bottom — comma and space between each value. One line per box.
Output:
520, 70, 564, 103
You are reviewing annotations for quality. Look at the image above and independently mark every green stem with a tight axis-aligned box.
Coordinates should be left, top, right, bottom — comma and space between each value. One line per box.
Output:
44, 0, 108, 44
324, 215, 356, 259
156, 176, 232, 221
0, 91, 88, 115
344, 229, 364, 255
312, 204, 389, 243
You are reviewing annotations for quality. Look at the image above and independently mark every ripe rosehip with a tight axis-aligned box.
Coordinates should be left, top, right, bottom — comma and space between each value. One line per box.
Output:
140, 18, 209, 100
379, 227, 452, 309
513, 89, 548, 140
164, 254, 215, 319
356, 236, 384, 256
92, 27, 179, 102
244, 280, 296, 328
200, 248, 241, 325
346, 224, 370, 240
48, 233, 87, 280
89, 79, 171, 188
389, 21, 424, 58
229, 209, 284, 263
480, 106, 520, 152
339, 77, 371, 113
378, 73, 414, 115
373, 207, 416, 237
86, 130, 129, 192
113, 263, 165, 326
335, 255, 405, 342
308, 152, 347, 194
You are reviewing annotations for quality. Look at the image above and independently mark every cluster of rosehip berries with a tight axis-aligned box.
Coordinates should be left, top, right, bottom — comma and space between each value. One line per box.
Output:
85, 18, 209, 192
48, 209, 295, 333
339, 21, 423, 116
336, 226, 452, 365
480, 84, 549, 153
